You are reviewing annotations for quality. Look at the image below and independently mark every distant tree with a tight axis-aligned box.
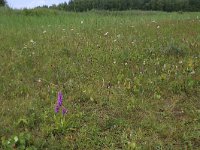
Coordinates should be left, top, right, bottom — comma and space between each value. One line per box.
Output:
49, 0, 200, 12
57, 2, 68, 10
49, 4, 57, 9
188, 0, 200, 11
0, 0, 6, 6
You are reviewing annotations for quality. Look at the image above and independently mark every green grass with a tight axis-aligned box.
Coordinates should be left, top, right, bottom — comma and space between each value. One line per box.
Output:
0, 7, 200, 149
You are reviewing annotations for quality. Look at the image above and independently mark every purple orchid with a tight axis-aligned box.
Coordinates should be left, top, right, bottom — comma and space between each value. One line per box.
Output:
62, 107, 68, 115
57, 91, 63, 106
55, 104, 60, 113
55, 91, 68, 115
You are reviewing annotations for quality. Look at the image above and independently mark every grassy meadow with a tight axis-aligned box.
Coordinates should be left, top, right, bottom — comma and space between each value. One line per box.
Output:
0, 8, 200, 149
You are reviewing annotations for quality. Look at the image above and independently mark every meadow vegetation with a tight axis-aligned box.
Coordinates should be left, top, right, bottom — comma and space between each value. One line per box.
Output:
0, 7, 200, 149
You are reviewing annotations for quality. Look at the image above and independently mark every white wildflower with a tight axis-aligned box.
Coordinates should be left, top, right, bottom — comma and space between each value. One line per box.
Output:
38, 78, 41, 83
24, 44, 27, 49
117, 34, 120, 38
104, 32, 109, 36
164, 64, 166, 69
179, 60, 183, 64
190, 70, 195, 74
30, 39, 36, 44
14, 136, 19, 142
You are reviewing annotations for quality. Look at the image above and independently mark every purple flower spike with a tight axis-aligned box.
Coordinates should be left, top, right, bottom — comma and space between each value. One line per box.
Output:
57, 91, 63, 106
55, 91, 68, 115
62, 107, 68, 115
55, 104, 60, 113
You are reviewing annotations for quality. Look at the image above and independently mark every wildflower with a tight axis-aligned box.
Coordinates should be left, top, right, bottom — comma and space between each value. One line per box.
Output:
37, 78, 41, 83
55, 91, 68, 115
81, 20, 84, 24
157, 26, 160, 29
30, 39, 36, 44
23, 44, 27, 49
14, 136, 18, 143
104, 32, 109, 36
163, 64, 166, 69
55, 104, 60, 113
57, 91, 63, 106
43, 30, 47, 34
190, 70, 195, 74
62, 107, 68, 115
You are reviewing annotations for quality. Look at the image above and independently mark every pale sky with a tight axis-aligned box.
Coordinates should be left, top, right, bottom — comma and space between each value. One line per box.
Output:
7, 0, 69, 9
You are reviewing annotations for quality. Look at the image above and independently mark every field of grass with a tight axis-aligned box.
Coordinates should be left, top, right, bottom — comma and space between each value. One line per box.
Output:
0, 7, 200, 149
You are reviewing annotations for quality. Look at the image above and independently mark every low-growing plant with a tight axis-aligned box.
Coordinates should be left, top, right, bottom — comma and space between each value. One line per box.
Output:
1, 132, 36, 150
164, 42, 187, 57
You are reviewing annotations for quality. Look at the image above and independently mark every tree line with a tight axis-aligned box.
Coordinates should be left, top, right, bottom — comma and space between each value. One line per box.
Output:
52, 0, 200, 12
0, 0, 6, 7
1, 0, 200, 12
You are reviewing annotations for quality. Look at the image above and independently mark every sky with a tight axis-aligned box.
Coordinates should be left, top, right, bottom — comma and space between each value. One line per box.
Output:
7, 0, 69, 9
